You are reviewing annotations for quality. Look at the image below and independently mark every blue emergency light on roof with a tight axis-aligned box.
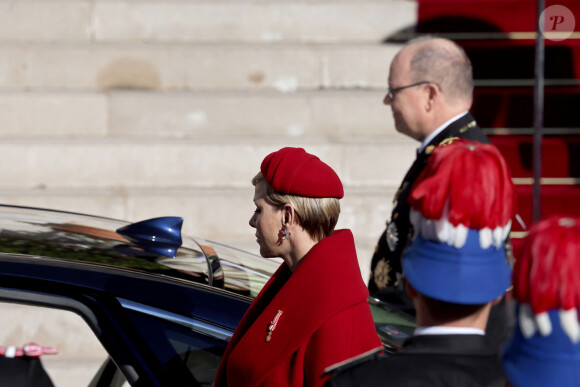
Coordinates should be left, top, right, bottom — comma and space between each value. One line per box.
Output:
116, 217, 183, 258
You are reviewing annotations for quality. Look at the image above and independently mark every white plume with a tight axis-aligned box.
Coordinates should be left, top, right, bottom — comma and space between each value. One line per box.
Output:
519, 303, 537, 339
560, 308, 580, 344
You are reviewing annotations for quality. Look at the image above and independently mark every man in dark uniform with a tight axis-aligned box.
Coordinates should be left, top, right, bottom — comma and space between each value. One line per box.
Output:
326, 141, 513, 387
368, 37, 514, 351
369, 36, 490, 294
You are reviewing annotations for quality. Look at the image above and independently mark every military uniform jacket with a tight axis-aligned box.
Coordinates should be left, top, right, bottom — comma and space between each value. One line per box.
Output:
214, 229, 382, 387
326, 334, 506, 387
369, 112, 490, 293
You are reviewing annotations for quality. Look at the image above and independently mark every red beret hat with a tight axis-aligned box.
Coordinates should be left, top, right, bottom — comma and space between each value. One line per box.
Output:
260, 147, 344, 198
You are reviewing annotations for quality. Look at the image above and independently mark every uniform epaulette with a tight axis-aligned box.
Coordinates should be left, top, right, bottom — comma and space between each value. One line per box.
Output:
438, 136, 460, 147
459, 120, 477, 133
322, 346, 383, 376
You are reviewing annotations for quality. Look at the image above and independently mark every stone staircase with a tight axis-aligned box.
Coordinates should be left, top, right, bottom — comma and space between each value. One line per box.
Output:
0, 0, 418, 280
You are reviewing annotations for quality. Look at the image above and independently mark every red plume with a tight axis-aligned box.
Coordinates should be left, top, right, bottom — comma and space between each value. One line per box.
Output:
512, 215, 580, 314
408, 139, 515, 230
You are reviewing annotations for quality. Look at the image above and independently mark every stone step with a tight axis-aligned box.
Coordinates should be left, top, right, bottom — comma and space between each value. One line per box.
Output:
0, 92, 107, 138
93, 1, 416, 44
0, 1, 416, 44
0, 44, 398, 91
0, 139, 415, 189
109, 91, 397, 139
0, 91, 399, 139
0, 2, 90, 43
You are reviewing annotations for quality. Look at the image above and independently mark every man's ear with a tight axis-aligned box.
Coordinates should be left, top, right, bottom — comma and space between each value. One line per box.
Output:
425, 83, 438, 111
405, 278, 418, 299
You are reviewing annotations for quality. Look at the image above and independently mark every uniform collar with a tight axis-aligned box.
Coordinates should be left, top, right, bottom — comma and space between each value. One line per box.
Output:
418, 111, 469, 153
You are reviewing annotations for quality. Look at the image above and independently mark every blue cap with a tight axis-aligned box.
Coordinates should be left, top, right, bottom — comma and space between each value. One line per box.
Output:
402, 228, 511, 304
503, 308, 580, 387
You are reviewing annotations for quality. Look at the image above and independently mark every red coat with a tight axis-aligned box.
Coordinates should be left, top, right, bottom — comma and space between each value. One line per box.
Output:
215, 229, 382, 387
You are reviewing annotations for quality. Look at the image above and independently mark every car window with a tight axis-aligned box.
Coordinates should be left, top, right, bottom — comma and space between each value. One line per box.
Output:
0, 302, 108, 387
124, 307, 228, 386
195, 238, 280, 298
89, 358, 130, 387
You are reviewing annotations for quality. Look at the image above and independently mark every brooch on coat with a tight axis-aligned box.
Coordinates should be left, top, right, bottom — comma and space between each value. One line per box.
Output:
266, 310, 283, 342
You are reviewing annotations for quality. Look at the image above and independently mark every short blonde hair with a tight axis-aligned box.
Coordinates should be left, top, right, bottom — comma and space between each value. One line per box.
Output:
252, 172, 340, 242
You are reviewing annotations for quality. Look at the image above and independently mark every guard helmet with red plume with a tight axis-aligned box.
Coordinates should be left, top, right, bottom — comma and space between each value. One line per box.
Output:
512, 215, 580, 341
408, 139, 515, 249
402, 139, 515, 304
503, 215, 580, 387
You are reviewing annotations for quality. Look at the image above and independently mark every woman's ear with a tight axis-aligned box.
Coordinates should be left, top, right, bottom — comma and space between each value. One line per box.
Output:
282, 204, 294, 226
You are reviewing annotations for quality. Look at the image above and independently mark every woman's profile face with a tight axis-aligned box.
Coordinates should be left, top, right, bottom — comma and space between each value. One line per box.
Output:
249, 180, 284, 258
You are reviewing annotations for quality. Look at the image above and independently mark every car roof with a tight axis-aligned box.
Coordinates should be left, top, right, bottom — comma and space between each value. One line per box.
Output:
0, 204, 279, 300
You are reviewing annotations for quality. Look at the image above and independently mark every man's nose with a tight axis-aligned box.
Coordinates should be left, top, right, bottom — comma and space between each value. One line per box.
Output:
383, 93, 392, 106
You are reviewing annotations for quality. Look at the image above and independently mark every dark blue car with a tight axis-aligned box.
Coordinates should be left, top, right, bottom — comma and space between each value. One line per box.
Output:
0, 205, 414, 386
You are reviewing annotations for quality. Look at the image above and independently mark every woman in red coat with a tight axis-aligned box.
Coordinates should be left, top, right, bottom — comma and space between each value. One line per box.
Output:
214, 147, 382, 387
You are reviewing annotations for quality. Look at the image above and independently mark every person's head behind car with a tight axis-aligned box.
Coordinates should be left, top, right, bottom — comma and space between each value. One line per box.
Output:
249, 147, 343, 269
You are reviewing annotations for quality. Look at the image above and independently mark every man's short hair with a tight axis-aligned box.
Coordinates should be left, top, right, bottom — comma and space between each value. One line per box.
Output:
421, 293, 487, 321
407, 36, 474, 106
252, 172, 340, 241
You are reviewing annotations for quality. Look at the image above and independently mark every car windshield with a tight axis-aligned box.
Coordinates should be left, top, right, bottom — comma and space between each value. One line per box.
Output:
192, 237, 280, 298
